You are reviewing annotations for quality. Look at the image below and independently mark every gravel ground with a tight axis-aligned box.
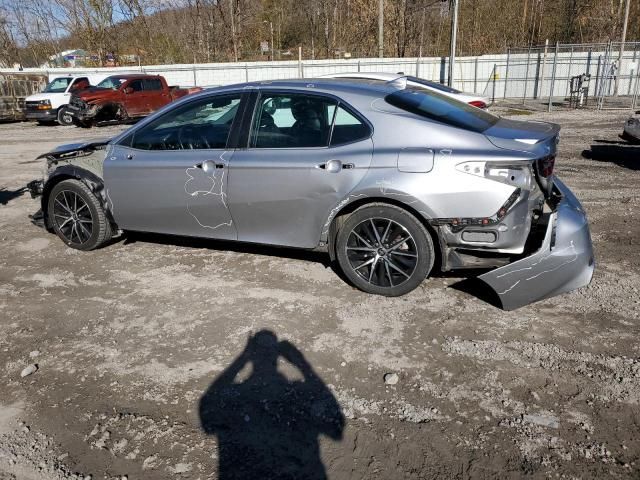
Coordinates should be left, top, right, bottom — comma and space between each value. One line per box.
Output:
0, 107, 639, 479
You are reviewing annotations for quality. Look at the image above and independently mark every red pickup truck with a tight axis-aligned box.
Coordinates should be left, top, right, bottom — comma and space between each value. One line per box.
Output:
68, 74, 201, 127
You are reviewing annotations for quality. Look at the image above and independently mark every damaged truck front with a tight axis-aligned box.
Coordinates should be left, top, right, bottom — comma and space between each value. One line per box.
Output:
67, 74, 201, 127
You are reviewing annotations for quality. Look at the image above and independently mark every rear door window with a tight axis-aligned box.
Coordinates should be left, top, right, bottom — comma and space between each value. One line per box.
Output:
128, 80, 143, 92
143, 78, 162, 91
250, 93, 337, 148
385, 87, 498, 133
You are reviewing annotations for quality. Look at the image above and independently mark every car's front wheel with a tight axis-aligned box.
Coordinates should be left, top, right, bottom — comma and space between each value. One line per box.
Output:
47, 179, 112, 251
336, 204, 434, 296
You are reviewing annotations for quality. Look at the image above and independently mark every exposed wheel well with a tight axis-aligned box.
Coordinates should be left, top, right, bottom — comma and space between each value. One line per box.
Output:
327, 197, 443, 270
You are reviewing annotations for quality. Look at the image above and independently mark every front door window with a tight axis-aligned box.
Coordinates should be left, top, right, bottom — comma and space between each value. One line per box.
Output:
129, 95, 242, 150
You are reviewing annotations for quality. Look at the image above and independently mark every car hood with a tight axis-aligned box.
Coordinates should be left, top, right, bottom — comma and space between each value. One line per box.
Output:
76, 87, 118, 102
484, 118, 560, 153
37, 137, 111, 160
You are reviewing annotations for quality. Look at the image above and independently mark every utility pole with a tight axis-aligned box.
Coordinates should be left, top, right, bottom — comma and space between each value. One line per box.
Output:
378, 0, 384, 58
229, 0, 238, 62
448, 0, 459, 87
270, 21, 274, 61
614, 0, 631, 96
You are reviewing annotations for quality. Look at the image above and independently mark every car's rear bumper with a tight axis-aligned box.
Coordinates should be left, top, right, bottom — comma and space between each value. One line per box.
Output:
478, 178, 594, 310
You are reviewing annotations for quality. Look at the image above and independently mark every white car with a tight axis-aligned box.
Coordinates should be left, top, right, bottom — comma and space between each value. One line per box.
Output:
320, 72, 490, 109
25, 76, 93, 125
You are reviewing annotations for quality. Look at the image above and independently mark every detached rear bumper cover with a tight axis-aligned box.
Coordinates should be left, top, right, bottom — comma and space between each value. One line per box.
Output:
479, 178, 594, 310
621, 116, 640, 143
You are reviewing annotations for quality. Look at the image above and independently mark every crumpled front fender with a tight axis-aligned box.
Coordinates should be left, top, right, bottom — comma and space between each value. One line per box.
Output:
478, 178, 594, 310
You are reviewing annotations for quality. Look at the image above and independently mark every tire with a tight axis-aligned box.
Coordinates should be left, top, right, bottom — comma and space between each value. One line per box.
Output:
57, 106, 74, 126
47, 179, 112, 251
335, 204, 434, 296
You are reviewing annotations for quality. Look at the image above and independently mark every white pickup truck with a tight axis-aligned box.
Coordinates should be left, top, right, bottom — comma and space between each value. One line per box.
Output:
24, 76, 93, 125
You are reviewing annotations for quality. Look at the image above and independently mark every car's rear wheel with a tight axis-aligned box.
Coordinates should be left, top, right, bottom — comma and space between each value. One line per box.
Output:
336, 204, 434, 296
47, 179, 112, 251
57, 106, 74, 126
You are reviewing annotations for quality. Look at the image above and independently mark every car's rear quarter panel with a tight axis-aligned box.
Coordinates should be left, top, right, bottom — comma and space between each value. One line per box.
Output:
341, 94, 521, 220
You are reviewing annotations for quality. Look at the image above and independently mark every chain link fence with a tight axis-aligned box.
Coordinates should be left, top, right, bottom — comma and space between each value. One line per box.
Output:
483, 42, 640, 111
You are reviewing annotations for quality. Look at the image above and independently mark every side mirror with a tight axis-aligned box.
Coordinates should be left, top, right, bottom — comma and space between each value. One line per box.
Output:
124, 87, 133, 94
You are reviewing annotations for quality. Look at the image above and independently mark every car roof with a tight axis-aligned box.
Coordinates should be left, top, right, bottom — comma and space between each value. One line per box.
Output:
321, 72, 402, 81
208, 78, 398, 98
104, 74, 160, 79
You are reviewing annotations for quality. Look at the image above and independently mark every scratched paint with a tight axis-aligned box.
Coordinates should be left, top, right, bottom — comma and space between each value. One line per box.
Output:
183, 152, 233, 231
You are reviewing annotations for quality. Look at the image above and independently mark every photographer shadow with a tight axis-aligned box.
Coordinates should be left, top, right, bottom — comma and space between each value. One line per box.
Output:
199, 330, 344, 479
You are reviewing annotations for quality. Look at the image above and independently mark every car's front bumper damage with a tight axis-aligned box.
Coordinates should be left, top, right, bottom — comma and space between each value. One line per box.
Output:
478, 178, 594, 310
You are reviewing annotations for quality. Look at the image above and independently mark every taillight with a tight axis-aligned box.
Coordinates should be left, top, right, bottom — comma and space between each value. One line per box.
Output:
456, 161, 534, 190
468, 100, 487, 109
539, 155, 555, 177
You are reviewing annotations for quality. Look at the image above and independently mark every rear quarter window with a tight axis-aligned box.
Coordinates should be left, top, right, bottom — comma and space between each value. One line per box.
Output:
330, 105, 371, 146
385, 87, 498, 133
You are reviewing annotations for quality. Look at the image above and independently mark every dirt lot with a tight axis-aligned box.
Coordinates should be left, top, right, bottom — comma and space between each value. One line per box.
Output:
0, 107, 639, 479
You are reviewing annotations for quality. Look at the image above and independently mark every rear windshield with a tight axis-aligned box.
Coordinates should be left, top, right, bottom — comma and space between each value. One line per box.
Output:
385, 87, 498, 133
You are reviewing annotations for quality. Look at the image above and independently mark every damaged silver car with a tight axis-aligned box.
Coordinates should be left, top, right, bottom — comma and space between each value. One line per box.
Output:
28, 78, 594, 309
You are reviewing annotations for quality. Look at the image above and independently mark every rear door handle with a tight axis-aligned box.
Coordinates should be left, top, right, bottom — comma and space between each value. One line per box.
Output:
317, 160, 354, 173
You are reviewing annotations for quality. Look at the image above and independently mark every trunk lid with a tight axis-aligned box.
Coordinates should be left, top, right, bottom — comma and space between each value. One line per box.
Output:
484, 118, 560, 197
484, 118, 560, 152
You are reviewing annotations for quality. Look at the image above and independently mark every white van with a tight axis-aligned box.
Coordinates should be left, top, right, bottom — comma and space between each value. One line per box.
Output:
25, 76, 92, 125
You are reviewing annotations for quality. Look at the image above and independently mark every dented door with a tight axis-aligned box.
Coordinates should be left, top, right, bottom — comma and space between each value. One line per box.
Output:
104, 92, 245, 240
228, 92, 373, 248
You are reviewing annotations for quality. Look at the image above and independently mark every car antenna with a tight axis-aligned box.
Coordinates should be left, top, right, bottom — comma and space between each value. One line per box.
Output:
386, 76, 408, 90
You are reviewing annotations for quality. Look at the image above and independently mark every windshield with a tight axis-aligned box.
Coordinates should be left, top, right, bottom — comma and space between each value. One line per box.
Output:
43, 77, 72, 93
406, 76, 462, 94
385, 87, 498, 133
96, 77, 127, 90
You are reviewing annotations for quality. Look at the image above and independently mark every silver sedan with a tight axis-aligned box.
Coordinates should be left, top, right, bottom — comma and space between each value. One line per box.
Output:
29, 78, 594, 309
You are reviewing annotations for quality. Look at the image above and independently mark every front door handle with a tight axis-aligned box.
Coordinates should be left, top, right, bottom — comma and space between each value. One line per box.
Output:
317, 159, 354, 173
195, 160, 224, 173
